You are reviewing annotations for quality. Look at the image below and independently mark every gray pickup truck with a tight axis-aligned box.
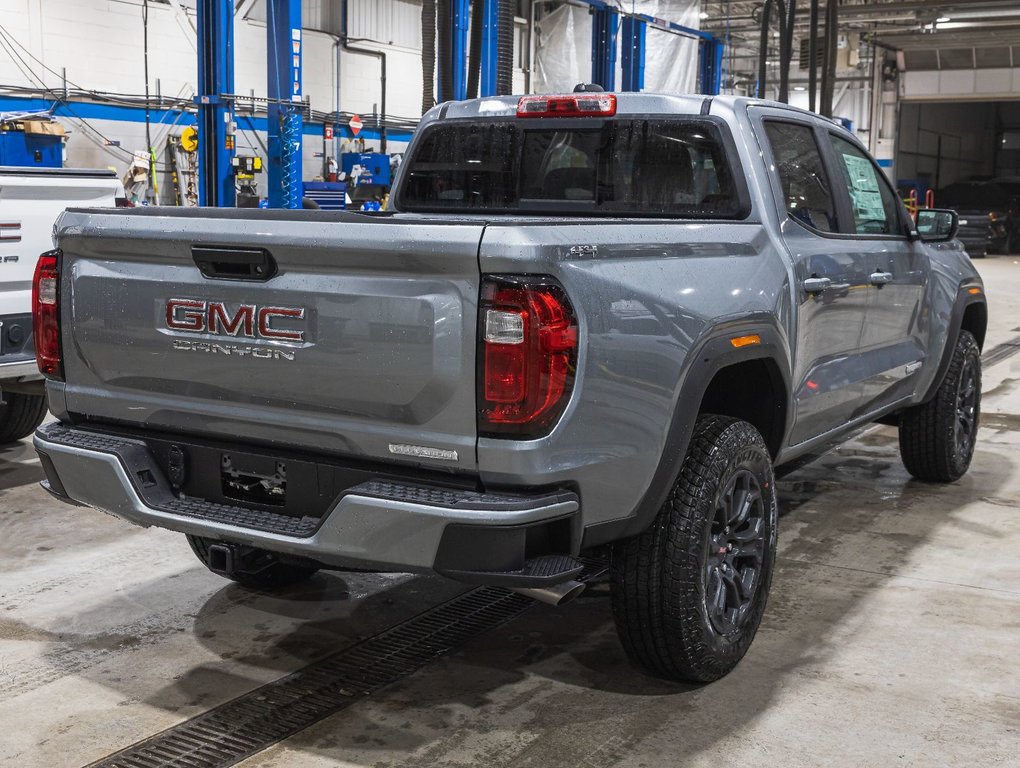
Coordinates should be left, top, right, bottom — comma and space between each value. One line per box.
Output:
32, 93, 986, 683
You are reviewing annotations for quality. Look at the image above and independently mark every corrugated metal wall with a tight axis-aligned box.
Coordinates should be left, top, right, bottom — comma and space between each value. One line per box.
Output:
347, 0, 423, 49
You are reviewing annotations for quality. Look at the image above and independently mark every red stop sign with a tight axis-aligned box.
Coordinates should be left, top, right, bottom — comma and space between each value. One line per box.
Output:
349, 114, 363, 136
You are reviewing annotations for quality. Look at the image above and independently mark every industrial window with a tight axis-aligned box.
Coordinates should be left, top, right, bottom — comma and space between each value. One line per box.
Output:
828, 134, 901, 236
398, 119, 745, 218
938, 48, 976, 70
763, 121, 837, 233
975, 47, 1011, 68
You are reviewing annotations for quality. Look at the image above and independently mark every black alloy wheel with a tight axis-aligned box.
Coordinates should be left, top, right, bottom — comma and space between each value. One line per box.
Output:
705, 468, 767, 636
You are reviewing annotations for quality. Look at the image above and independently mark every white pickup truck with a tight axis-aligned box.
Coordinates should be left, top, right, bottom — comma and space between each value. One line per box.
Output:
0, 166, 119, 442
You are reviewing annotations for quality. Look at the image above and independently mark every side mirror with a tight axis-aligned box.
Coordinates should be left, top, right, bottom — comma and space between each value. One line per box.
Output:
915, 208, 959, 243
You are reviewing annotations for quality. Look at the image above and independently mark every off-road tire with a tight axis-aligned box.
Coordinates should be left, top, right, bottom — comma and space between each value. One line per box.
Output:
899, 330, 981, 483
187, 535, 319, 590
0, 392, 48, 444
610, 415, 778, 683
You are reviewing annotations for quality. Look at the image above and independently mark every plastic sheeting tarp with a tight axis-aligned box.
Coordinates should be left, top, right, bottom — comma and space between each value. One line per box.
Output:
534, 1, 701, 95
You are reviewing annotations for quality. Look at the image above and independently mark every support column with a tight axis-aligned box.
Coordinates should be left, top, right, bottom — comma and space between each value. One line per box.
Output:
450, 0, 471, 100
591, 8, 617, 91
479, 0, 499, 96
267, 0, 302, 209
699, 37, 723, 95
196, 0, 235, 207
620, 16, 645, 92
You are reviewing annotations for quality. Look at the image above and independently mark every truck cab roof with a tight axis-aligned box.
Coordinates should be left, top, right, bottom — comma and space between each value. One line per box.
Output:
422, 92, 847, 133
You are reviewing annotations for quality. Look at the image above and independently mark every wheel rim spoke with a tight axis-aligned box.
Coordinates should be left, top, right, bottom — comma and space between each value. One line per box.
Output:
954, 358, 980, 457
706, 468, 768, 635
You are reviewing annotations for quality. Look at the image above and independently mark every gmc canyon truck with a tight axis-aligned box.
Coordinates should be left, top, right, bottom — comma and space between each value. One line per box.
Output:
32, 93, 986, 683
0, 166, 118, 442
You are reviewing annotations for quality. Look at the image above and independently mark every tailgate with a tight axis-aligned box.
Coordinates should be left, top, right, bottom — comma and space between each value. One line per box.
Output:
56, 209, 483, 471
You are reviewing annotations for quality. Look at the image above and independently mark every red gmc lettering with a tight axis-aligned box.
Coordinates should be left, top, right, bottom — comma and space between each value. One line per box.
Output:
208, 303, 255, 337
258, 307, 305, 342
166, 299, 305, 343
166, 299, 206, 332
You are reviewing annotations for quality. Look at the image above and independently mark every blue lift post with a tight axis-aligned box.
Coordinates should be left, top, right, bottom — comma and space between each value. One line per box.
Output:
620, 16, 646, 92
450, 0, 471, 100
591, 6, 618, 91
698, 36, 724, 96
576, 1, 723, 96
479, 0, 500, 97
196, 0, 235, 207
266, 0, 303, 209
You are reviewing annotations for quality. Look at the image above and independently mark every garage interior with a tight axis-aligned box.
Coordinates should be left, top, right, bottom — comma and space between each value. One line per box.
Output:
1, 1, 1019, 767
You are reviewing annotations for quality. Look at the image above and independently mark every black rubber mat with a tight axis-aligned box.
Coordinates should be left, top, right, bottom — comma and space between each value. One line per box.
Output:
85, 562, 606, 768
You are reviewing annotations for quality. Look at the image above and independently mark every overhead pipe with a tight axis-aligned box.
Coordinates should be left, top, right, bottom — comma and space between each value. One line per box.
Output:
808, 0, 819, 112
437, 0, 454, 101
341, 0, 387, 151
756, 1, 780, 99
466, 0, 484, 98
820, 0, 838, 117
496, 0, 514, 95
421, 0, 437, 112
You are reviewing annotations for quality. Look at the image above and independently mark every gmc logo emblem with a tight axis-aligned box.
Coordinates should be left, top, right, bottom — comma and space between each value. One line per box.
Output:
165, 299, 306, 343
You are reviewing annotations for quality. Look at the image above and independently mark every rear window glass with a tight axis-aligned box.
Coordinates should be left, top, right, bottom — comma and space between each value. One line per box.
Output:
397, 119, 745, 218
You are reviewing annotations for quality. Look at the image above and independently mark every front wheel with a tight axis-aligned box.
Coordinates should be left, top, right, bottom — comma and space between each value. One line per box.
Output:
898, 330, 981, 482
610, 415, 778, 682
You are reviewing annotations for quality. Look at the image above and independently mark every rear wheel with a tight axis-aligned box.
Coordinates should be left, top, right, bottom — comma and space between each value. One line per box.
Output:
187, 535, 319, 590
898, 330, 981, 482
610, 415, 778, 682
0, 392, 48, 444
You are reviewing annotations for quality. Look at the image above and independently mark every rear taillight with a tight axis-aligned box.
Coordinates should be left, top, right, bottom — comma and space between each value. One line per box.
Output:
32, 249, 62, 379
478, 276, 577, 438
516, 93, 617, 118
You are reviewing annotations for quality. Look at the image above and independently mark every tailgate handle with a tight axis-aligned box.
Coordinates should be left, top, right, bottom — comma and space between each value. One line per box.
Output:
192, 245, 277, 281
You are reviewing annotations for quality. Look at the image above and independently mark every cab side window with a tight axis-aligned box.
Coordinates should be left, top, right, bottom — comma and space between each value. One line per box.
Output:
763, 121, 837, 233
828, 134, 902, 236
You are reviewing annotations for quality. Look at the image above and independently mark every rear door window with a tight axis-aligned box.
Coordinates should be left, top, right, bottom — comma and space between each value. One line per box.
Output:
398, 118, 748, 218
762, 121, 838, 233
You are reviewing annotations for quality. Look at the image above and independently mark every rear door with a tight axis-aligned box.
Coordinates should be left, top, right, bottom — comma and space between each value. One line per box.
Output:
57, 209, 483, 472
822, 132, 930, 413
754, 112, 872, 445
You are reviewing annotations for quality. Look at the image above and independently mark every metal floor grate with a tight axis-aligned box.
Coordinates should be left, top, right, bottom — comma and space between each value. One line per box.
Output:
86, 562, 607, 768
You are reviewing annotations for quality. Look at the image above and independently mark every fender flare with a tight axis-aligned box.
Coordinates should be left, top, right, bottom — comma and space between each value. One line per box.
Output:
581, 318, 792, 547
922, 283, 986, 405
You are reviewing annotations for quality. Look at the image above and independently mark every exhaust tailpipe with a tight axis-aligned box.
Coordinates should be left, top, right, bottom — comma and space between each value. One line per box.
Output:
510, 580, 586, 607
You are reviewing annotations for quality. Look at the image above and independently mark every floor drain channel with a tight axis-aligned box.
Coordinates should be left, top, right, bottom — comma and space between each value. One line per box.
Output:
86, 562, 606, 768
982, 338, 1020, 368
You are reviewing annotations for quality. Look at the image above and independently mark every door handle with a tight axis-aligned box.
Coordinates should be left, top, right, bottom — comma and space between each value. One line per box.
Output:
870, 271, 893, 286
803, 277, 832, 294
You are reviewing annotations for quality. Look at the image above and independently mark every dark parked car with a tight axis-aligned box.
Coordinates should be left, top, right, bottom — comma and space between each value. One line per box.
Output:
937, 181, 1020, 256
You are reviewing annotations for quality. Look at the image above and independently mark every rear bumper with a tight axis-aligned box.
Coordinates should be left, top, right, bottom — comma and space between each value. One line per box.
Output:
33, 422, 582, 585
0, 358, 42, 383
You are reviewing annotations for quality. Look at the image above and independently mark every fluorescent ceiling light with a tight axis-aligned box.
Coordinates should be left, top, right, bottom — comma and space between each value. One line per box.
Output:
937, 16, 951, 22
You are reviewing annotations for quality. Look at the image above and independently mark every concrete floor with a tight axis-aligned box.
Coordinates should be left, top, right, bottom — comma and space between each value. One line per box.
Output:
2, 259, 1019, 768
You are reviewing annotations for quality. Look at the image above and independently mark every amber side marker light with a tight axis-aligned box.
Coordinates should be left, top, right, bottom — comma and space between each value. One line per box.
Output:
968, 287, 982, 295
730, 334, 761, 348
